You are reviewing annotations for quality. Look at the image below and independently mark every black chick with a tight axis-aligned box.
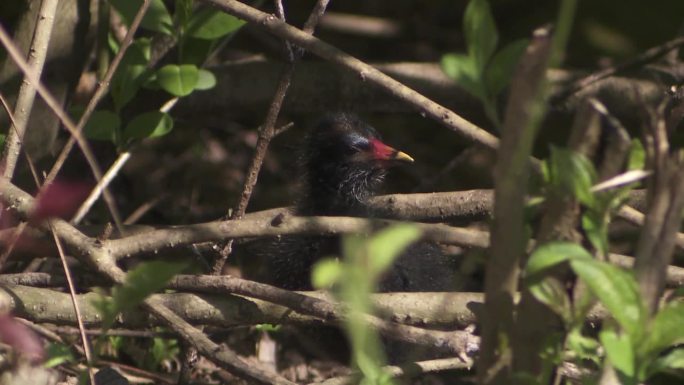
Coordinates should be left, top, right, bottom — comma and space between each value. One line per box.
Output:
267, 113, 457, 292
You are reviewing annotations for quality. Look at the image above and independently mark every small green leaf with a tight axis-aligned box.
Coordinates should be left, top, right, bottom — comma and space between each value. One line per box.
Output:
464, 0, 498, 71
600, 328, 635, 377
157, 64, 199, 97
528, 276, 572, 322
582, 211, 609, 257
195, 69, 217, 90
367, 224, 421, 274
123, 111, 173, 141
312, 258, 342, 289
97, 261, 187, 330
627, 139, 645, 171
186, 7, 246, 40
82, 110, 121, 142
566, 329, 601, 363
44, 343, 75, 368
570, 259, 645, 337
110, 38, 152, 110
0, 133, 6, 148
175, 0, 193, 30
109, 0, 173, 35
548, 146, 598, 207
525, 241, 592, 277
643, 302, 684, 357
647, 348, 684, 378
441, 53, 483, 98
255, 324, 282, 332
484, 39, 528, 96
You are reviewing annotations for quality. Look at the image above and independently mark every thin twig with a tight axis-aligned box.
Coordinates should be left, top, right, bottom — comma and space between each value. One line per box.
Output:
0, 0, 59, 180
0, 25, 124, 234
44, 0, 152, 186
553, 35, 684, 103
72, 151, 131, 224
201, 0, 500, 151
212, 0, 331, 274
50, 225, 96, 385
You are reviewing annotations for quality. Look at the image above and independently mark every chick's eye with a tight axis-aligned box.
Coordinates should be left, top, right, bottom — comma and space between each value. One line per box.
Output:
343, 134, 370, 153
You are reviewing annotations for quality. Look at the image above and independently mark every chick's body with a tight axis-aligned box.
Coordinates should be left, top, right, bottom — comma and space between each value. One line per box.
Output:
267, 113, 457, 292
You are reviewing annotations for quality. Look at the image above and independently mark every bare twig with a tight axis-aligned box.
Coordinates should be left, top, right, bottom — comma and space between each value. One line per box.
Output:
201, 0, 500, 151
44, 0, 151, 186
1, 0, 59, 179
49, 226, 96, 385
479, 28, 554, 384
311, 357, 472, 385
72, 151, 131, 224
0, 25, 124, 234
213, 0, 331, 274
553, 35, 684, 102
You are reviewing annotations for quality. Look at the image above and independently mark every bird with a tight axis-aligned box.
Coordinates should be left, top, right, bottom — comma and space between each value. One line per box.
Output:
266, 112, 457, 292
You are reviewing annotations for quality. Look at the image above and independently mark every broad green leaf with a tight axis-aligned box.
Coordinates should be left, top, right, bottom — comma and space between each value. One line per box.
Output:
179, 37, 215, 65
186, 7, 245, 40
367, 224, 421, 274
647, 348, 684, 378
441, 53, 483, 98
643, 302, 684, 357
571, 259, 645, 337
195, 69, 217, 90
627, 139, 645, 171
312, 258, 342, 289
44, 343, 74, 368
600, 328, 635, 377
582, 211, 608, 257
548, 146, 598, 208
526, 241, 592, 277
123, 111, 173, 140
464, 0, 498, 70
566, 329, 601, 363
175, 0, 193, 30
157, 64, 199, 97
528, 276, 572, 322
484, 39, 528, 96
81, 110, 121, 142
99, 261, 187, 329
110, 38, 152, 110
109, 0, 173, 35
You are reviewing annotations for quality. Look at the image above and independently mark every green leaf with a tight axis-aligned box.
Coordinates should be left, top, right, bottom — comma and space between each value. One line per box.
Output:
109, 0, 173, 35
366, 225, 421, 275
643, 302, 684, 357
186, 7, 245, 40
600, 328, 635, 377
157, 64, 199, 97
582, 211, 609, 257
441, 53, 483, 98
97, 261, 187, 330
312, 258, 342, 289
484, 39, 528, 96
525, 241, 592, 277
110, 38, 152, 111
175, 0, 193, 30
464, 0, 498, 71
647, 348, 684, 378
627, 139, 645, 171
570, 259, 645, 337
44, 343, 75, 368
82, 110, 121, 142
195, 69, 217, 90
548, 146, 598, 207
123, 111, 173, 141
566, 329, 601, 363
528, 276, 572, 322
0, 133, 6, 148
